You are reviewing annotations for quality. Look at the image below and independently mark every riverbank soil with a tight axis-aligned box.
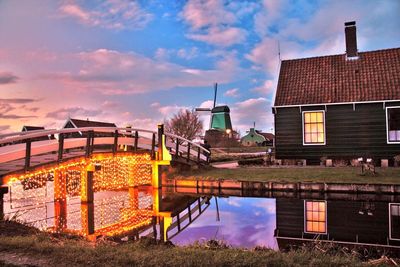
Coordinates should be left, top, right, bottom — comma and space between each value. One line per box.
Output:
170, 166, 400, 184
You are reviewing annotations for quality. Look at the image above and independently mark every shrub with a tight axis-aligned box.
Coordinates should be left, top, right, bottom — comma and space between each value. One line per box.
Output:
238, 157, 264, 166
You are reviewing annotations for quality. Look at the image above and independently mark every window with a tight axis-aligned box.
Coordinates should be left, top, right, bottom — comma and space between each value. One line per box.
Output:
304, 200, 327, 234
389, 203, 400, 240
387, 107, 400, 143
303, 111, 325, 145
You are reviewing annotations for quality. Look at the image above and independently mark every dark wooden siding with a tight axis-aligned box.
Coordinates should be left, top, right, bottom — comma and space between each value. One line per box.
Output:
274, 102, 400, 164
276, 198, 400, 245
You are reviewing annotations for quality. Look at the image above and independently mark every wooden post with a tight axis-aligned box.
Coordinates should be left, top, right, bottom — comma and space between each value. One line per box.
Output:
81, 168, 94, 236
58, 133, 64, 162
197, 147, 201, 163
25, 139, 31, 171
187, 143, 191, 162
0, 186, 8, 220
175, 140, 179, 159
134, 131, 139, 151
157, 124, 164, 161
198, 198, 202, 213
113, 130, 118, 154
151, 133, 156, 160
177, 213, 181, 231
159, 218, 165, 242
54, 170, 67, 232
90, 131, 95, 154
129, 187, 139, 210
85, 131, 92, 157
188, 205, 192, 222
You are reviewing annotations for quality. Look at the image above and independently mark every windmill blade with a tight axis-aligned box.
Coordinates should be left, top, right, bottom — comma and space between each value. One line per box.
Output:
195, 108, 212, 112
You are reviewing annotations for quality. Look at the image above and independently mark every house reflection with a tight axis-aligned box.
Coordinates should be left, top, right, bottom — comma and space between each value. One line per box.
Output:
275, 198, 400, 249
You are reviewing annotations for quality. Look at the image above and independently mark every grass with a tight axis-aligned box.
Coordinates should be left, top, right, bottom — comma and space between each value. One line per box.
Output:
0, 220, 384, 267
171, 166, 400, 184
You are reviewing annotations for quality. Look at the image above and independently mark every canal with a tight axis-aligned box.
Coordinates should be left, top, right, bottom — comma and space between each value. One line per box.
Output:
3, 180, 400, 253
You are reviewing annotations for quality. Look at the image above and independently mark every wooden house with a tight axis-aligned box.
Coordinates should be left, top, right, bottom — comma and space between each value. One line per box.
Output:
273, 21, 400, 165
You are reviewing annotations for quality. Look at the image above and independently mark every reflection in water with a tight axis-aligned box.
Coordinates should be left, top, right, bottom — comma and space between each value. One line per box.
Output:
304, 200, 326, 234
169, 197, 277, 249
4, 181, 400, 252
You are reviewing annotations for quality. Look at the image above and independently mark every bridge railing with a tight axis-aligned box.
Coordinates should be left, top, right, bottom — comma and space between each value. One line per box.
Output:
164, 133, 210, 164
0, 126, 209, 176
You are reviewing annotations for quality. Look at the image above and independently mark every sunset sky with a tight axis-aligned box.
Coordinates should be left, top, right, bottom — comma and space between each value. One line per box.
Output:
0, 0, 399, 135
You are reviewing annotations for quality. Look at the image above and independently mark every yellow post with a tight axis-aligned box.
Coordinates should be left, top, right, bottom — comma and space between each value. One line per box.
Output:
151, 132, 172, 189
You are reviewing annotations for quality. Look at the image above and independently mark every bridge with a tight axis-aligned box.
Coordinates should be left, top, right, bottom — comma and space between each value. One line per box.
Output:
0, 124, 210, 179
0, 124, 210, 240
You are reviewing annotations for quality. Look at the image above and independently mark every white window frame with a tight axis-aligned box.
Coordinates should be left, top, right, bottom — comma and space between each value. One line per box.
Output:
386, 106, 400, 144
304, 200, 327, 234
389, 203, 400, 241
302, 110, 326, 146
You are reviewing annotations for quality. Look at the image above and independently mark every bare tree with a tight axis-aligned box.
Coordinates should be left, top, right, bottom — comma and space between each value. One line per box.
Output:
165, 109, 203, 142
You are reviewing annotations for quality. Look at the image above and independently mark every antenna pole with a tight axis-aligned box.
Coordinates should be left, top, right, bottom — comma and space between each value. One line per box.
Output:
278, 41, 281, 62
213, 83, 218, 108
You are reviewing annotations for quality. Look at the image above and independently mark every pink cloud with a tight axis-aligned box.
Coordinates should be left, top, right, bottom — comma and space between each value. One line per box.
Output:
251, 80, 275, 95
224, 88, 239, 97
44, 48, 243, 95
231, 97, 274, 133
182, 0, 247, 47
181, 0, 236, 29
59, 0, 153, 30
187, 27, 246, 47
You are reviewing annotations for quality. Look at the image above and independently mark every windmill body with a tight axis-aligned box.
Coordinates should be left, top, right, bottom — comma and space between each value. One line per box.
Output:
195, 83, 236, 147
195, 83, 233, 132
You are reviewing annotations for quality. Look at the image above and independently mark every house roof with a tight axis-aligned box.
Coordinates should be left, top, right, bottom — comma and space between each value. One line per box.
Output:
274, 48, 400, 106
255, 131, 274, 141
68, 118, 117, 128
22, 126, 45, 131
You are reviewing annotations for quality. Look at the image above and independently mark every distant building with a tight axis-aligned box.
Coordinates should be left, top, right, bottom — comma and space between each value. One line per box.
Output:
21, 125, 53, 142
256, 131, 274, 146
22, 126, 45, 132
273, 21, 400, 165
63, 118, 117, 138
241, 128, 266, 146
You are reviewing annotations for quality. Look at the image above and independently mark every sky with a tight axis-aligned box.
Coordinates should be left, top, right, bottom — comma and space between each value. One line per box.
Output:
0, 0, 399, 135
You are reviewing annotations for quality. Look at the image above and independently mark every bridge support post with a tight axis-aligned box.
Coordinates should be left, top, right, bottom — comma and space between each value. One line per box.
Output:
0, 186, 8, 220
54, 170, 67, 232
58, 133, 64, 162
158, 124, 164, 161
134, 131, 139, 151
81, 165, 95, 236
129, 187, 139, 210
25, 139, 31, 171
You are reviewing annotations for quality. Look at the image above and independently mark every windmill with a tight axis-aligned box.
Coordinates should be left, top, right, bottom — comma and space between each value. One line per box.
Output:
195, 83, 232, 132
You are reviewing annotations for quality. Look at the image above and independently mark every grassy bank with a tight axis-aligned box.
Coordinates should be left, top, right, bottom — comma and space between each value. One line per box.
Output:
171, 166, 400, 184
0, 221, 385, 267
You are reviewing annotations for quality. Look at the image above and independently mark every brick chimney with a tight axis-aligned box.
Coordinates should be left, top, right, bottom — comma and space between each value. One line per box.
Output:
345, 21, 358, 58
